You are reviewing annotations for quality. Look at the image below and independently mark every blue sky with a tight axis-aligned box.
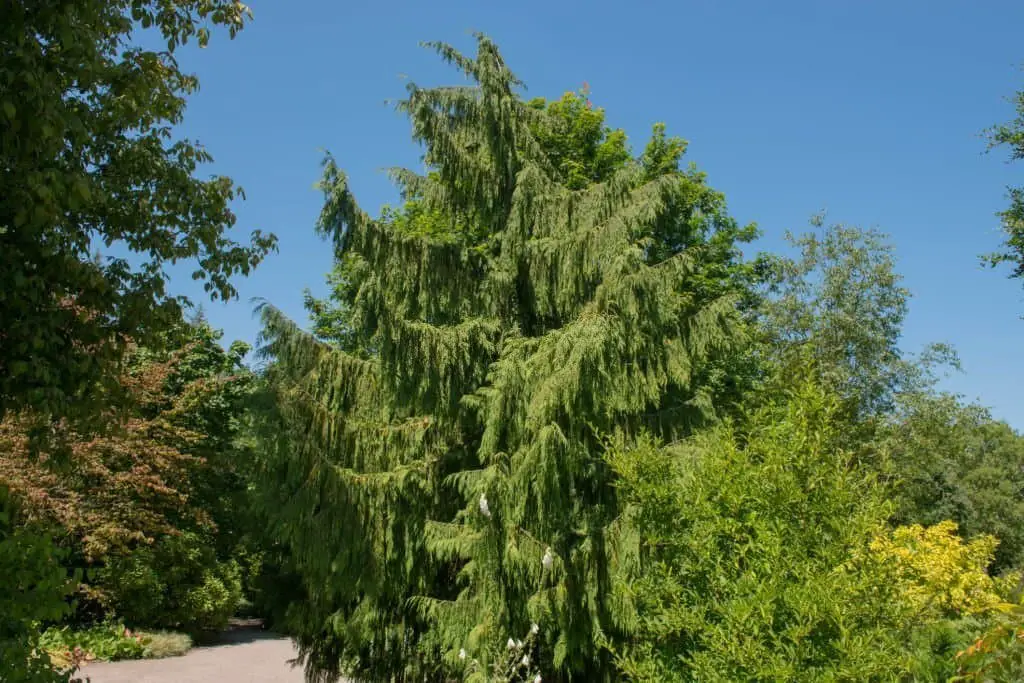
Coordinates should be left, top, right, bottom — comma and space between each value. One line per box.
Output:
162, 0, 1024, 426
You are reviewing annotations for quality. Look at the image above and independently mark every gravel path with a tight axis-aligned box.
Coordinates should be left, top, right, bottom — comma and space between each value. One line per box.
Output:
78, 628, 309, 683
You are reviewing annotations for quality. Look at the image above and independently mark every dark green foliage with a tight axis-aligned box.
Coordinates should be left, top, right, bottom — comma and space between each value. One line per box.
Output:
883, 392, 1024, 573
0, 490, 74, 683
256, 36, 757, 682
0, 0, 275, 420
608, 381, 922, 682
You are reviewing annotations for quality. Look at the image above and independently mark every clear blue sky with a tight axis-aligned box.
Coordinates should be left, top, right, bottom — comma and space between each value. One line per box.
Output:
163, 0, 1024, 426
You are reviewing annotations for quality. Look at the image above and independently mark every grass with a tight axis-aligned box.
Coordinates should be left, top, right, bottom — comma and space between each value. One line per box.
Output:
140, 630, 193, 659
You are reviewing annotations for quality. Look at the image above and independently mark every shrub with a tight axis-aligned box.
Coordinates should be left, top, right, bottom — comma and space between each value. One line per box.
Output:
40, 623, 145, 664
607, 382, 923, 681
140, 631, 193, 659
869, 521, 1002, 617
97, 531, 243, 632
40, 623, 193, 664
954, 603, 1024, 682
0, 490, 74, 683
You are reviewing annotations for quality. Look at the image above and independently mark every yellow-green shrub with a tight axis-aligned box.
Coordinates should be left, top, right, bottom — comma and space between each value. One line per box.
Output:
870, 521, 1000, 617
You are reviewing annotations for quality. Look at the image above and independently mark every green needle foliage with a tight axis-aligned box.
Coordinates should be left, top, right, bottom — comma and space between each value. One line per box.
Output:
256, 35, 756, 682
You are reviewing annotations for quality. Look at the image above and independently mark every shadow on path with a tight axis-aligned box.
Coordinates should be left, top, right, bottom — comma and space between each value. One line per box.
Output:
192, 618, 283, 647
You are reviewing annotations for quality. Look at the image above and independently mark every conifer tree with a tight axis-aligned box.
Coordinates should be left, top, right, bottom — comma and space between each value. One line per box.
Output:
256, 35, 755, 682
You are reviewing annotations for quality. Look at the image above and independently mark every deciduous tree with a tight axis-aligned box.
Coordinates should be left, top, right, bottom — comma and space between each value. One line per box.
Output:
0, 0, 275, 419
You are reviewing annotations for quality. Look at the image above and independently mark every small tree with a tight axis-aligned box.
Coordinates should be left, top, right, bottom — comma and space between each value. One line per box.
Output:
0, 321, 254, 630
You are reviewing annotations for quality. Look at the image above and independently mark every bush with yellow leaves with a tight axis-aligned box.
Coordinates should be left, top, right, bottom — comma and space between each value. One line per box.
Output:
871, 520, 1001, 617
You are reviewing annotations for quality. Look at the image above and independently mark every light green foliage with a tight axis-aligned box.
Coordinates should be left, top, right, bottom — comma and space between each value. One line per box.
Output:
526, 88, 631, 190
0, 0, 275, 420
0, 491, 74, 683
760, 216, 955, 419
97, 531, 243, 632
139, 631, 194, 659
607, 381, 920, 682
984, 82, 1024, 287
256, 35, 756, 681
882, 392, 1024, 573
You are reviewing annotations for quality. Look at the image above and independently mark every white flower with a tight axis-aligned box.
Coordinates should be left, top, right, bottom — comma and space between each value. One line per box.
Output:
516, 639, 523, 649
521, 654, 530, 667
507, 637, 516, 650
534, 675, 542, 683
479, 494, 491, 518
542, 547, 553, 570
458, 648, 466, 660
530, 622, 539, 635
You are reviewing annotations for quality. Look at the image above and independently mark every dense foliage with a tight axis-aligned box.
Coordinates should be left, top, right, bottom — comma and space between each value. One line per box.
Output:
0, 320, 258, 678
608, 381, 917, 681
0, 491, 75, 683
883, 393, 1024, 574
256, 36, 758, 682
5, 13, 1024, 682
0, 0, 275, 420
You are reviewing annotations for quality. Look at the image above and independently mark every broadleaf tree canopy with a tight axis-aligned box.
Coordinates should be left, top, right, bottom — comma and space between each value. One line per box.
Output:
0, 0, 276, 420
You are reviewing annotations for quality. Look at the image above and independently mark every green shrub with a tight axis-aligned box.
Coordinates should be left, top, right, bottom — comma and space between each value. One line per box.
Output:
40, 623, 193, 664
607, 382, 938, 681
40, 623, 146, 663
97, 531, 243, 632
0, 489, 74, 683
953, 603, 1024, 682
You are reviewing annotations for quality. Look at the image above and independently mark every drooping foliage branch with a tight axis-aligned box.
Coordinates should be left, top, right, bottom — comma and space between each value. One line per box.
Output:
256, 35, 757, 682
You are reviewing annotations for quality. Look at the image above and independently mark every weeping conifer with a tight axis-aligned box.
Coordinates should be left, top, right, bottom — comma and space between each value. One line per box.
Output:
255, 35, 755, 682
